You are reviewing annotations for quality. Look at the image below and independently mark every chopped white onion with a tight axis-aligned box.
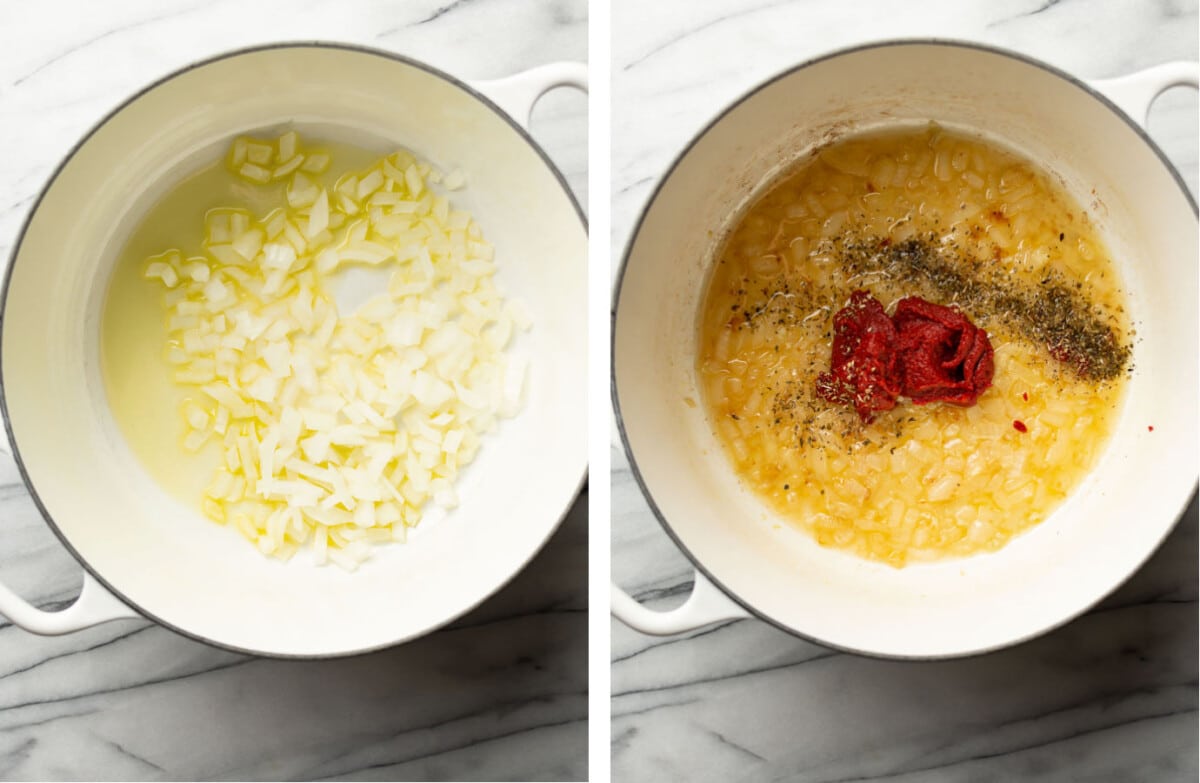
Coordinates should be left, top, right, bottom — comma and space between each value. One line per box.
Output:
144, 134, 529, 570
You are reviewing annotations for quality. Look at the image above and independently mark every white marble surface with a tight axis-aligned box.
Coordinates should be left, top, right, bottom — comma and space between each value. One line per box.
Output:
0, 1, 587, 780
611, 1, 1198, 781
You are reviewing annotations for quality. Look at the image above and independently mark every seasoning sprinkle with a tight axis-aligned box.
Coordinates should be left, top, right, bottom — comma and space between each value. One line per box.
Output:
836, 235, 1131, 381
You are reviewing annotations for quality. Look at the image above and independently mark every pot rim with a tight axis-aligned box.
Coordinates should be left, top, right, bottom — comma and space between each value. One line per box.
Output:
610, 37, 1198, 661
0, 40, 587, 659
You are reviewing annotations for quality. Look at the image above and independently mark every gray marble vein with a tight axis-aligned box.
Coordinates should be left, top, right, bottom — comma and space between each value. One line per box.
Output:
0, 0, 587, 780
611, 1, 1198, 781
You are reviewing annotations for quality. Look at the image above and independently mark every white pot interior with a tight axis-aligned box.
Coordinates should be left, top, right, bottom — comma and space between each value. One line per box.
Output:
4, 46, 587, 656
614, 42, 1197, 657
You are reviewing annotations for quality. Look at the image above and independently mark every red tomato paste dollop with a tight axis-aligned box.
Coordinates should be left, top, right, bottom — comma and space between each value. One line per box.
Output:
814, 291, 902, 421
816, 291, 994, 422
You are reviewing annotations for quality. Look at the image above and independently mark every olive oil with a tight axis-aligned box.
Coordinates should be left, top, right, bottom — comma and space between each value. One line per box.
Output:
100, 138, 380, 505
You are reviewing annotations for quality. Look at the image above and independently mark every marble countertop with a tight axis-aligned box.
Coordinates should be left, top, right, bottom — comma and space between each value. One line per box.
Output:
0, 1, 587, 780
611, 1, 1198, 781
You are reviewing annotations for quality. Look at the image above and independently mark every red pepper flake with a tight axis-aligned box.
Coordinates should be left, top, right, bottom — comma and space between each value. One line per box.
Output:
1148, 425, 1154, 432
1022, 392, 1028, 401
1013, 420, 1028, 433
816, 291, 995, 421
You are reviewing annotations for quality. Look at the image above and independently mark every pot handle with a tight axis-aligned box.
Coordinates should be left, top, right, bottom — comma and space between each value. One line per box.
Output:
611, 570, 749, 635
1090, 61, 1199, 127
0, 422, 138, 631
470, 61, 588, 129
0, 570, 139, 634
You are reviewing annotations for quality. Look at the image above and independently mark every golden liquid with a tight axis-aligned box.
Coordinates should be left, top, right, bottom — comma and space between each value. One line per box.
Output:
100, 138, 380, 505
697, 125, 1130, 566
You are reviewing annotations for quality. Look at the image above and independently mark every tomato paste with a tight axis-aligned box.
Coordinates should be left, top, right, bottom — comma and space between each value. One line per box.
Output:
814, 291, 903, 421
892, 296, 994, 406
816, 291, 994, 421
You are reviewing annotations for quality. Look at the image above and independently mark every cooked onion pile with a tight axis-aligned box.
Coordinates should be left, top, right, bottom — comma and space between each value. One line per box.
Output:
699, 125, 1127, 566
143, 132, 528, 569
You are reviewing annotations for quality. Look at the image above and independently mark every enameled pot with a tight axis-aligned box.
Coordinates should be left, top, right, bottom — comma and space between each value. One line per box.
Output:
0, 44, 588, 657
612, 40, 1197, 658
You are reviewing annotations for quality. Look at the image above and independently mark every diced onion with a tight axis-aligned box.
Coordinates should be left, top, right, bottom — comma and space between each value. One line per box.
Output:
238, 163, 271, 184
143, 134, 531, 570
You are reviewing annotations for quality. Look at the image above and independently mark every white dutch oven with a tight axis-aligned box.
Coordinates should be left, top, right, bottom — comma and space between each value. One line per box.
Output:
0, 44, 587, 657
612, 41, 1197, 658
